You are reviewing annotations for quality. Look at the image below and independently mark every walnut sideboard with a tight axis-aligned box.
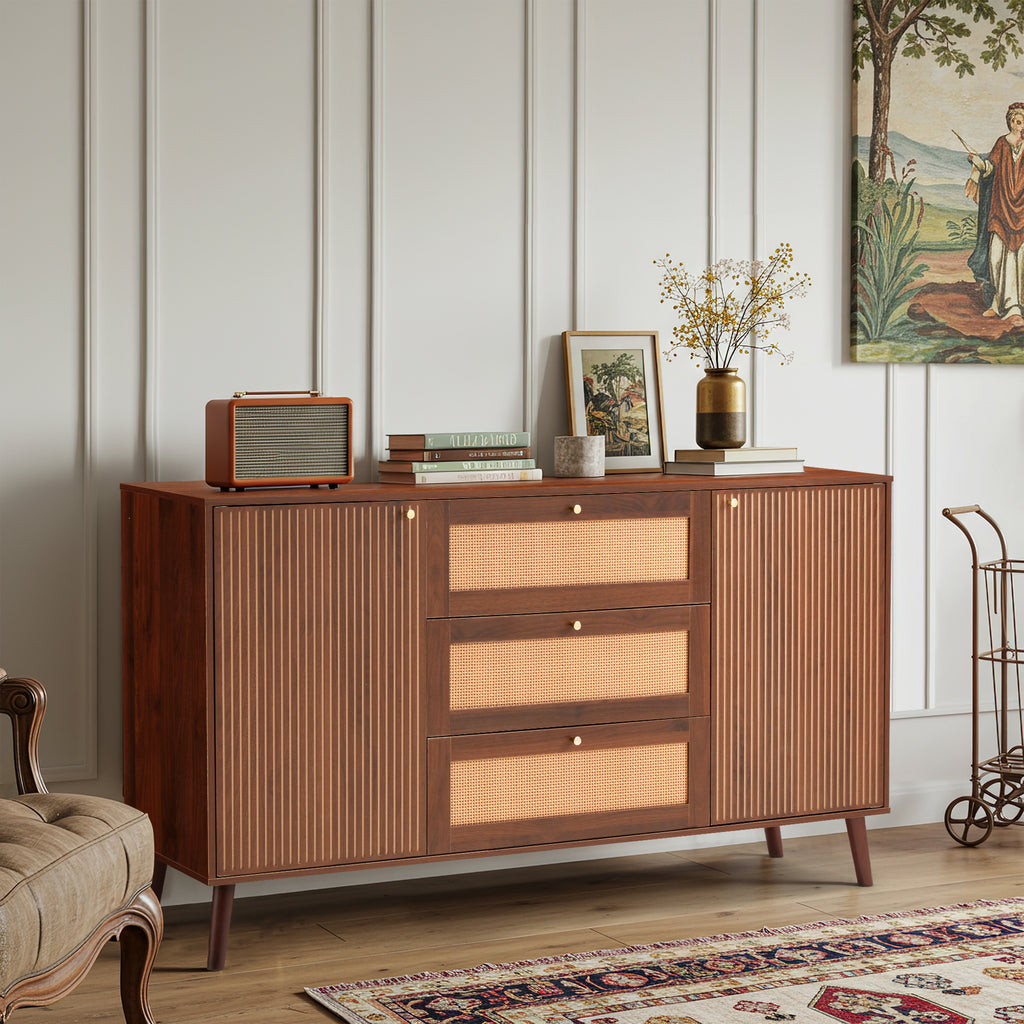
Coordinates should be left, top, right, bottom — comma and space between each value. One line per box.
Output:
121, 468, 891, 969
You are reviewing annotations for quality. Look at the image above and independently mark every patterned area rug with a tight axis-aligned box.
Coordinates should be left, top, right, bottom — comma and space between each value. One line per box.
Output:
305, 899, 1024, 1023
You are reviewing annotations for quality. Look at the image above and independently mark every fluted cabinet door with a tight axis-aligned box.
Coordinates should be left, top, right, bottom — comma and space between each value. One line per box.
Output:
711, 484, 889, 825
213, 502, 426, 876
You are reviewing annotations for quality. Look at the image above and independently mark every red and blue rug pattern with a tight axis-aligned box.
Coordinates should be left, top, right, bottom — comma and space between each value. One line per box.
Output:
306, 900, 1024, 1024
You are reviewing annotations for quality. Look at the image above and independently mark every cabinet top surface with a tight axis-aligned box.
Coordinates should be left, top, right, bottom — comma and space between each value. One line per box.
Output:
121, 467, 891, 507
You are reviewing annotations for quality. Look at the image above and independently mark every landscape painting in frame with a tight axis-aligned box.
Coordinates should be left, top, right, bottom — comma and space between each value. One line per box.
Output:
562, 331, 665, 473
853, 0, 1024, 363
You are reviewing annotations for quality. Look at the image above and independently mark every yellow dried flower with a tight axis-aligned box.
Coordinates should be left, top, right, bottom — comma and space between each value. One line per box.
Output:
653, 245, 811, 367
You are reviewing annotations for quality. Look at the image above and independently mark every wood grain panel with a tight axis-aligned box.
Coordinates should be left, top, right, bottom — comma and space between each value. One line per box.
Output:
213, 502, 426, 876
121, 491, 212, 879
712, 483, 889, 824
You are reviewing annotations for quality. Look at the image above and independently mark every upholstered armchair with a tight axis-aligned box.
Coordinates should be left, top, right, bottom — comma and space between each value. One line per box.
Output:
0, 670, 162, 1022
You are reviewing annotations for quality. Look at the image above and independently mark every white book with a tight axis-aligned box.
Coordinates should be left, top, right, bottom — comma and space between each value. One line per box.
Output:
380, 468, 544, 484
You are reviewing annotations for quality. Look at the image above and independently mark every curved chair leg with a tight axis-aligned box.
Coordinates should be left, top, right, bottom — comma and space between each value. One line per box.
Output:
0, 886, 163, 1023
118, 887, 164, 1024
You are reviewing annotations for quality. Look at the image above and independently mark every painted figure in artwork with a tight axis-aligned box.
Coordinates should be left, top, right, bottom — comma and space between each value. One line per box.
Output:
966, 102, 1024, 327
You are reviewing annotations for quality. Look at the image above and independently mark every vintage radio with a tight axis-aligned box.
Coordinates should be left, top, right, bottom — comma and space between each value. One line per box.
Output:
205, 391, 354, 490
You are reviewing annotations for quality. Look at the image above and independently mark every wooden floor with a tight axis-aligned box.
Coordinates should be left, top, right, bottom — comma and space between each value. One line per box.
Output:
16, 822, 1024, 1022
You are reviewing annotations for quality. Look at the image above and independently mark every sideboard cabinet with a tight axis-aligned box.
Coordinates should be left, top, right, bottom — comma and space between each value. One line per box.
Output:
121, 468, 890, 969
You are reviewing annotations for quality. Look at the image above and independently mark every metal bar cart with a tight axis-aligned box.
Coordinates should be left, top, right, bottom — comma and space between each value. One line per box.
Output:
943, 504, 1024, 846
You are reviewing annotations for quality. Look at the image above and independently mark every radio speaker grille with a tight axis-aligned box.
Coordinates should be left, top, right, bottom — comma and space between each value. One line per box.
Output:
450, 631, 689, 709
233, 404, 350, 479
450, 744, 689, 825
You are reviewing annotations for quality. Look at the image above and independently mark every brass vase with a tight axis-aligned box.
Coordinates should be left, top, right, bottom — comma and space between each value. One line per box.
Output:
695, 367, 746, 449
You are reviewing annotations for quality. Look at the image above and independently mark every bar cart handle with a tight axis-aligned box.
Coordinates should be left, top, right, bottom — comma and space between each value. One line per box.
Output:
943, 505, 982, 516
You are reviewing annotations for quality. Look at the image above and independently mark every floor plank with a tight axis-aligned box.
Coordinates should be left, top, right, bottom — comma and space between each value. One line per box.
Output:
13, 823, 1024, 1023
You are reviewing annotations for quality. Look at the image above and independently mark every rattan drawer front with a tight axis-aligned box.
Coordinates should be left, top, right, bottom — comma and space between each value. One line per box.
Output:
453, 632, 687, 705
428, 719, 709, 853
436, 492, 710, 615
427, 606, 709, 734
450, 518, 688, 589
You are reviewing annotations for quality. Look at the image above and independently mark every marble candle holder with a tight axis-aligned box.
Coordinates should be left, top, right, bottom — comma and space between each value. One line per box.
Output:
553, 434, 605, 477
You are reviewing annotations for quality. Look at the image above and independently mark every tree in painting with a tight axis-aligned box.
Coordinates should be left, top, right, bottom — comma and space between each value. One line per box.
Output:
854, 1, 1024, 186
582, 350, 650, 457
852, 0, 1024, 362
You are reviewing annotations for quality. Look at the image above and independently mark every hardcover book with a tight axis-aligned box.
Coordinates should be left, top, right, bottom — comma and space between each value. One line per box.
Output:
387, 431, 530, 450
672, 446, 798, 462
386, 447, 532, 461
379, 467, 544, 484
379, 459, 536, 474
663, 459, 804, 476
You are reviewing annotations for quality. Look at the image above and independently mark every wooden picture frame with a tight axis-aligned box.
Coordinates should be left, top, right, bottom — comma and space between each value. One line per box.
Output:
562, 330, 666, 473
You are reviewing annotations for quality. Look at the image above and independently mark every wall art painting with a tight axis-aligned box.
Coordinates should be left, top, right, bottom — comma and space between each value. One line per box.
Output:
562, 331, 666, 472
853, 1, 1024, 363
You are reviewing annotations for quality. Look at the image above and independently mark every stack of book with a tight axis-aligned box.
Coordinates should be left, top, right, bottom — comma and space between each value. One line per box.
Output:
379, 431, 542, 484
664, 446, 804, 476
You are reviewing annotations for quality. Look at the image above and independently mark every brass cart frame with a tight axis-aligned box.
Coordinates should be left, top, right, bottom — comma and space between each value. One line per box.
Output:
943, 504, 1024, 846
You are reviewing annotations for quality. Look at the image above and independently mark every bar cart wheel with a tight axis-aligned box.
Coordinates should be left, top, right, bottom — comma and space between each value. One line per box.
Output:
944, 796, 994, 847
980, 777, 1024, 825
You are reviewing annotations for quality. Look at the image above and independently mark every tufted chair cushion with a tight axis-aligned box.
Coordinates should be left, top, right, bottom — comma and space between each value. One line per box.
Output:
0, 792, 154, 993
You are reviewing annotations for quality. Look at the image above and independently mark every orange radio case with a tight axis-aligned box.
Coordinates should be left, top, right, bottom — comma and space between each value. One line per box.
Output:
205, 391, 354, 490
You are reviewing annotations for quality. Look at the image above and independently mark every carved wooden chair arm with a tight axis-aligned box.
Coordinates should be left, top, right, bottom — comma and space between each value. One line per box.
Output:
0, 669, 48, 795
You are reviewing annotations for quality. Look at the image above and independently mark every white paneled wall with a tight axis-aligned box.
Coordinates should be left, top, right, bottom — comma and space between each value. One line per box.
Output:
1, 0, 94, 783
152, 0, 317, 480
1, 0, 1020, 904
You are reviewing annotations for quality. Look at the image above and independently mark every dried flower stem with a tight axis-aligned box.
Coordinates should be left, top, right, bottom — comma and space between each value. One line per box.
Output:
654, 243, 812, 368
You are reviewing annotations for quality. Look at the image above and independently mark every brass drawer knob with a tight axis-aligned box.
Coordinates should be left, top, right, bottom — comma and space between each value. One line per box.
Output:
405, 508, 416, 520
572, 504, 582, 515
728, 498, 738, 509
571, 735, 582, 746
572, 620, 582, 631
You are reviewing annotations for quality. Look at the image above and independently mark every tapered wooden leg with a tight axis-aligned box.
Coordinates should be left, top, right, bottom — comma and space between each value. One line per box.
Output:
845, 816, 873, 887
150, 861, 167, 901
119, 886, 163, 1024
208, 884, 236, 971
764, 826, 784, 858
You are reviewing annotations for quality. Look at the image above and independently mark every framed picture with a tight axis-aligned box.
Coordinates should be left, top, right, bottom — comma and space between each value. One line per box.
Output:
852, 0, 1024, 363
562, 330, 666, 473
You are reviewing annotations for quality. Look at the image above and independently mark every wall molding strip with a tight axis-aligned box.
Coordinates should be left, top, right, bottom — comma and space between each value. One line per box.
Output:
925, 363, 935, 710
370, 0, 385, 459
885, 364, 896, 477
144, 0, 160, 481
572, 0, 586, 331
314, 0, 328, 395
55, 0, 100, 783
523, 0, 536, 434
750, 0, 764, 447
706, 0, 718, 265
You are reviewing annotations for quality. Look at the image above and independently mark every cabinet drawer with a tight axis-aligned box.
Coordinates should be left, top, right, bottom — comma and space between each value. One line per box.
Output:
428, 605, 709, 734
430, 491, 710, 616
428, 719, 709, 853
